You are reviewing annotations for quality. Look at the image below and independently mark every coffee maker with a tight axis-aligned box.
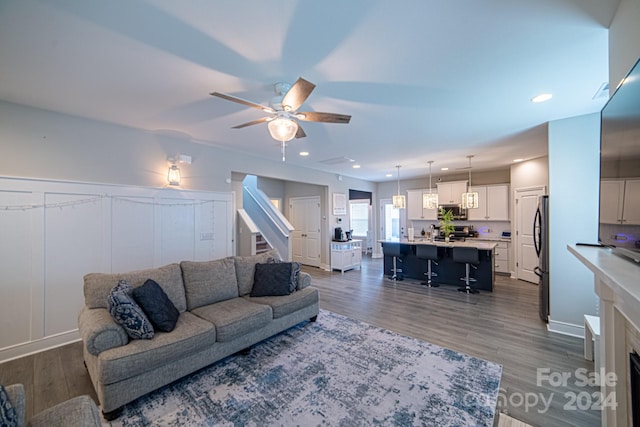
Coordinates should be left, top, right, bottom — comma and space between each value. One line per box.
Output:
334, 227, 344, 241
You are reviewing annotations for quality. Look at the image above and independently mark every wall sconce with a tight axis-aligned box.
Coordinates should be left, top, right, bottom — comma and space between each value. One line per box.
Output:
167, 159, 181, 186
166, 154, 191, 187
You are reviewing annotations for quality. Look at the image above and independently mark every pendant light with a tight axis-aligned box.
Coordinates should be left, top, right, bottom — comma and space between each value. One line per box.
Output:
392, 165, 406, 209
461, 155, 479, 209
422, 160, 439, 209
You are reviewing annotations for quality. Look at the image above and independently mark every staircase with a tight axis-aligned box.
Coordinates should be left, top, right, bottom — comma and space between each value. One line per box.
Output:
255, 233, 271, 254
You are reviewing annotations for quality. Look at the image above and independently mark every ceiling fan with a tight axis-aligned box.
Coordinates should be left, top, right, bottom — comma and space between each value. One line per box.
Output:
210, 77, 351, 160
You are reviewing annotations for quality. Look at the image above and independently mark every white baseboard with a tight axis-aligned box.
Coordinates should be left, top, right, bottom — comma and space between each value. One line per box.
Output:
0, 330, 80, 364
547, 319, 584, 338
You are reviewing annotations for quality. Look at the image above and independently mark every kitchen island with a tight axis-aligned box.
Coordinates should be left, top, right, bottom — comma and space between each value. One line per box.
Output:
380, 239, 497, 291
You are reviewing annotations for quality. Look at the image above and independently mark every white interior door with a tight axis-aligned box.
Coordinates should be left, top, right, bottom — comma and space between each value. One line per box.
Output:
515, 186, 546, 283
289, 196, 321, 267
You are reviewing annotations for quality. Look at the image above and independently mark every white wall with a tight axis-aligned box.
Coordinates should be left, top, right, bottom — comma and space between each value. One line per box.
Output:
0, 100, 376, 268
548, 113, 600, 336
609, 0, 640, 91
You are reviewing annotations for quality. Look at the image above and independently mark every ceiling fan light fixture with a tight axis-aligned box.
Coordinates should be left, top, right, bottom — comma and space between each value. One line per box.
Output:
268, 117, 298, 142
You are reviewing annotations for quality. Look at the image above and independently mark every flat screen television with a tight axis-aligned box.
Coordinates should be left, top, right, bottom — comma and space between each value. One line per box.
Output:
599, 57, 640, 263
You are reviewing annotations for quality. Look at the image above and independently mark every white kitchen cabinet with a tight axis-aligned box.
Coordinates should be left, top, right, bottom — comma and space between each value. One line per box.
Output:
600, 179, 640, 225
437, 181, 467, 205
622, 180, 640, 224
474, 239, 510, 274
494, 241, 510, 274
407, 189, 438, 220
331, 239, 362, 273
467, 185, 509, 221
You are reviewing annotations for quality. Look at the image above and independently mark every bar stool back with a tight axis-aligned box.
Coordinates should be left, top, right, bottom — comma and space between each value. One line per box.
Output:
415, 244, 439, 287
453, 246, 480, 294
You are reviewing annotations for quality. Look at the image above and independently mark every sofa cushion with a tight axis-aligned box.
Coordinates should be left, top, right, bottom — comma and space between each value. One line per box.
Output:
84, 263, 186, 312
107, 281, 154, 340
251, 262, 294, 297
180, 257, 239, 310
233, 252, 276, 296
244, 286, 319, 319
97, 312, 216, 385
191, 298, 272, 342
132, 279, 180, 332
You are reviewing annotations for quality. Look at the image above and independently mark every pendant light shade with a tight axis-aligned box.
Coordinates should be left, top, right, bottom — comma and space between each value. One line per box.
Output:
393, 165, 405, 209
422, 160, 439, 209
461, 155, 479, 209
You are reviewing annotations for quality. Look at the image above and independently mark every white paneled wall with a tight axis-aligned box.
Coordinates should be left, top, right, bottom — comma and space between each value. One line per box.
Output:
0, 177, 234, 362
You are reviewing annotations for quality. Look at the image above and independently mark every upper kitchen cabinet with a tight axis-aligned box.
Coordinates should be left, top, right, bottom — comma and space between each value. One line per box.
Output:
600, 179, 640, 225
467, 184, 509, 221
407, 189, 437, 220
437, 181, 467, 205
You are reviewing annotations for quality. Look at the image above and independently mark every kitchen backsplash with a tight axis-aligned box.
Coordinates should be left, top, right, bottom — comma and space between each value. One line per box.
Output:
409, 219, 511, 240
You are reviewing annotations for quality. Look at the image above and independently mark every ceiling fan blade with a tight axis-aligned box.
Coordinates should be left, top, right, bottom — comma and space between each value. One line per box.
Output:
281, 78, 316, 112
210, 92, 275, 113
295, 124, 307, 139
296, 111, 351, 124
232, 117, 272, 129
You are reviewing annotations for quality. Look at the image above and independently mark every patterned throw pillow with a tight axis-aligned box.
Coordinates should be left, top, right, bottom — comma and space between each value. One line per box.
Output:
107, 280, 154, 340
0, 385, 17, 427
266, 257, 300, 293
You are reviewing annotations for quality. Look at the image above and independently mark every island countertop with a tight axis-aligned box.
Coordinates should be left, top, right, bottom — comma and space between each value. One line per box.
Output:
378, 238, 498, 251
378, 239, 496, 291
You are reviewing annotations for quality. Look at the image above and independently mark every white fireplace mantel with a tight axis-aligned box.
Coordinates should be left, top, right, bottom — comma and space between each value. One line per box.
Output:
569, 244, 640, 427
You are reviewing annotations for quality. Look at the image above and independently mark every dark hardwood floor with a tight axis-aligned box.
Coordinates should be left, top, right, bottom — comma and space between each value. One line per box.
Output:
0, 255, 599, 426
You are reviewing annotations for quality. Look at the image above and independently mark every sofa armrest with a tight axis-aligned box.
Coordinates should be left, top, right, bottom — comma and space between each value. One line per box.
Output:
4, 384, 25, 427
78, 306, 128, 356
296, 271, 311, 290
28, 395, 101, 427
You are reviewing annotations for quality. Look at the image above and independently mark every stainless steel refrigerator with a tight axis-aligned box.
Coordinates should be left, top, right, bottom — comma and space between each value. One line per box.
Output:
534, 195, 549, 322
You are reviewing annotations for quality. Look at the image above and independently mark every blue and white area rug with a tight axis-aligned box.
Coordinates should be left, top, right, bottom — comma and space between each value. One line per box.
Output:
105, 310, 502, 426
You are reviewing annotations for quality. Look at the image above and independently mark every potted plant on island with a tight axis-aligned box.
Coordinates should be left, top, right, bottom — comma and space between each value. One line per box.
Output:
438, 207, 456, 243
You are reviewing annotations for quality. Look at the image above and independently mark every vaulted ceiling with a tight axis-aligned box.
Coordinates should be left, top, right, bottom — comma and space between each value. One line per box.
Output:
0, 0, 620, 181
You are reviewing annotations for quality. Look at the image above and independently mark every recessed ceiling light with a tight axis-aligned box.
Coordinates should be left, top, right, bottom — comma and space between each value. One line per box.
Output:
386, 173, 393, 177
531, 93, 552, 103
513, 158, 524, 162
299, 151, 309, 156
352, 164, 360, 169
441, 167, 449, 171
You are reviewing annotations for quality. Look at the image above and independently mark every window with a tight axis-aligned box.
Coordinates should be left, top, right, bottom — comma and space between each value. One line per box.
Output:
349, 200, 370, 237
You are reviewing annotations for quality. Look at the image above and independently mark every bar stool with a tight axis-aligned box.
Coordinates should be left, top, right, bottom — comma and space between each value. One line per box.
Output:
385, 243, 405, 280
415, 244, 439, 287
453, 247, 479, 294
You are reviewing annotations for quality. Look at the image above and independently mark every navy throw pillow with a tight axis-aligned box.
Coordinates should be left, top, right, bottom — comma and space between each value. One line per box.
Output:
266, 257, 300, 293
133, 279, 180, 332
251, 262, 294, 297
107, 280, 154, 340
0, 385, 17, 427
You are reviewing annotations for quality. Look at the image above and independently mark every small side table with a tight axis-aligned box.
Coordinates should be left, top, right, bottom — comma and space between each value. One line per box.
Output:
584, 314, 601, 383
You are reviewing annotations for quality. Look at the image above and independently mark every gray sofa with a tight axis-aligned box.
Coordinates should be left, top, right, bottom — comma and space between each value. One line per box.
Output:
77, 250, 319, 419
3, 383, 101, 427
